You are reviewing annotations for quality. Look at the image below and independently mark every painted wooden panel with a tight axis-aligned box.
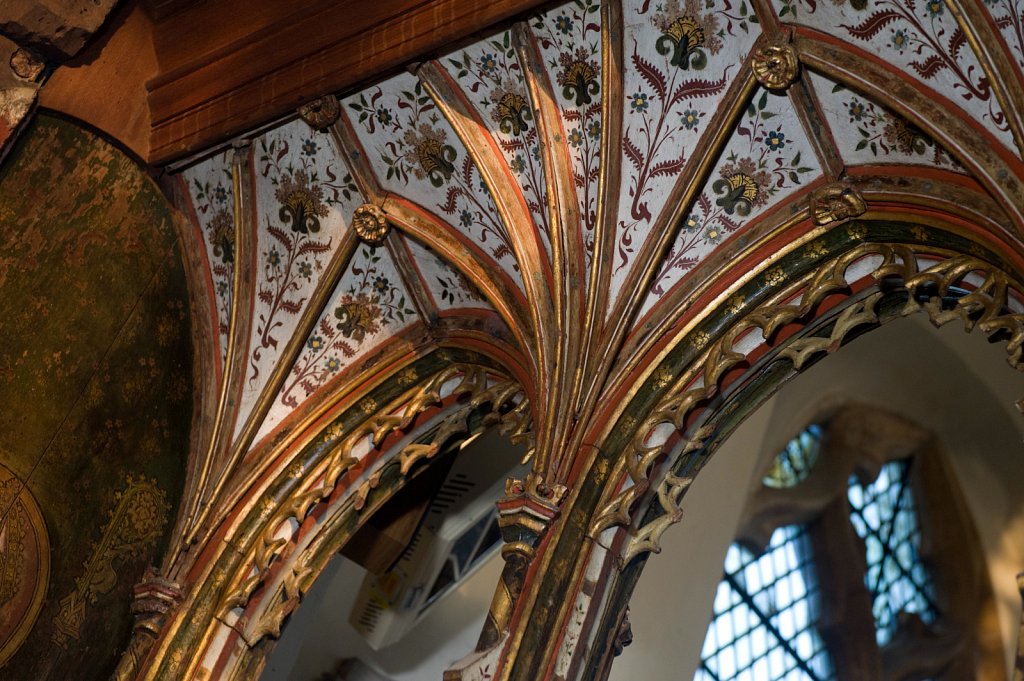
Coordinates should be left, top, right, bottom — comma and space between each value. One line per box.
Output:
341, 72, 526, 290
610, 0, 760, 310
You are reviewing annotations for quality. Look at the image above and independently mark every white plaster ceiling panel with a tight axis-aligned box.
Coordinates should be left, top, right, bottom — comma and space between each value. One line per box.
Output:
985, 0, 1024, 74
440, 28, 553, 260
527, 0, 603, 267
341, 72, 526, 290
254, 243, 421, 443
773, 0, 1016, 151
182, 150, 235, 368
610, 0, 761, 312
639, 86, 824, 318
401, 234, 492, 312
809, 71, 965, 171
233, 120, 363, 440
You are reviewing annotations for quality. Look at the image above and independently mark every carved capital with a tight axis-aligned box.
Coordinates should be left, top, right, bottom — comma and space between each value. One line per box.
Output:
131, 567, 184, 636
297, 94, 340, 130
752, 42, 799, 91
810, 182, 867, 225
112, 569, 184, 681
352, 203, 391, 244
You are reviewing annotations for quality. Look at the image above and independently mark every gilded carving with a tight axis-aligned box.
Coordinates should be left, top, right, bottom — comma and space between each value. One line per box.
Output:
810, 182, 867, 225
751, 43, 799, 91
216, 364, 531, 636
611, 244, 1024, 563
297, 95, 341, 130
351, 203, 391, 244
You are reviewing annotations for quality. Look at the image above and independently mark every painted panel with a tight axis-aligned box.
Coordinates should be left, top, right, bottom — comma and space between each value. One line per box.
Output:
809, 72, 965, 171
401, 235, 492, 311
342, 72, 525, 289
234, 120, 364, 440
255, 244, 421, 443
610, 0, 761, 309
0, 116, 190, 680
441, 29, 552, 259
528, 0, 603, 267
985, 0, 1024, 75
640, 86, 824, 317
183, 151, 235, 367
773, 0, 1016, 150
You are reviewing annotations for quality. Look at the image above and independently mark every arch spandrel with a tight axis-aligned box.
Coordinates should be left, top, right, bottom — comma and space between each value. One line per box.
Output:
53, 0, 1024, 678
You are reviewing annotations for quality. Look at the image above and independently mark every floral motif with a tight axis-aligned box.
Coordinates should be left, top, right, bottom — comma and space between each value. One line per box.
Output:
275, 169, 328, 233
614, 0, 753, 277
208, 209, 234, 264
649, 88, 815, 296
402, 124, 458, 187
557, 48, 601, 106
435, 258, 485, 306
350, 77, 520, 271
334, 293, 381, 342
653, 0, 723, 69
713, 157, 772, 216
489, 81, 532, 136
188, 159, 235, 356
445, 33, 550, 244
840, 87, 959, 166
282, 246, 415, 406
987, 0, 1024, 73
532, 0, 602, 255
250, 132, 356, 387
779, 0, 1009, 136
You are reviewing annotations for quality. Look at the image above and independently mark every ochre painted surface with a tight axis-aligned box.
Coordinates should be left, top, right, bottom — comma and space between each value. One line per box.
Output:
0, 115, 192, 679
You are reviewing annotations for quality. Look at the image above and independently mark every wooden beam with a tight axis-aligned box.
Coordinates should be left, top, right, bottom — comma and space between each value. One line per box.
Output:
145, 0, 552, 165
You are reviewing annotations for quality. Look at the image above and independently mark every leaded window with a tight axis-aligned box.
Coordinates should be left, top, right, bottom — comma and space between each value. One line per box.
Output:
694, 407, 1005, 681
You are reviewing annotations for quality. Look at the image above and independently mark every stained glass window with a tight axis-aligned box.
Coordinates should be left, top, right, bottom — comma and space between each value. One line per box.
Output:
847, 460, 938, 646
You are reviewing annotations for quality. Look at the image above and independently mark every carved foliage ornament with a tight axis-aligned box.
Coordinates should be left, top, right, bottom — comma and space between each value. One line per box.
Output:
595, 242, 1024, 564
810, 182, 868, 226
352, 203, 391, 244
752, 42, 799, 91
216, 364, 531, 643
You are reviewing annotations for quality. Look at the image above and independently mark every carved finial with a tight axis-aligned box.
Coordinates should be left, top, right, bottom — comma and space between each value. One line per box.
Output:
297, 95, 340, 131
810, 182, 867, 225
352, 204, 391, 244
752, 42, 799, 91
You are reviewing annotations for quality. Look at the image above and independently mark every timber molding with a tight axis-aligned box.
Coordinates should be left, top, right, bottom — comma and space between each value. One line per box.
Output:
144, 0, 555, 164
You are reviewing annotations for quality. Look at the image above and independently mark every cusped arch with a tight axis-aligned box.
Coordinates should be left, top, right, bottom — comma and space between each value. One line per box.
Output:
568, 211, 1024, 678
134, 350, 531, 681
